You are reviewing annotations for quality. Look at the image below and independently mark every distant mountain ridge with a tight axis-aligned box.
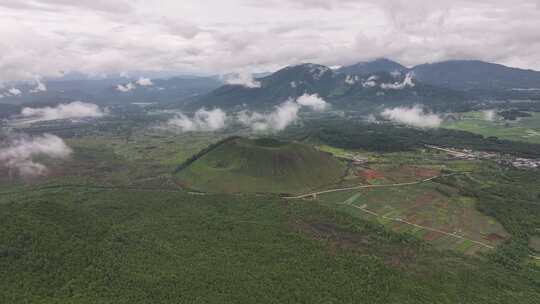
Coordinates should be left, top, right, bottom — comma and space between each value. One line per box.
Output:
3, 58, 540, 115
338, 59, 540, 91
190, 58, 540, 112
0, 76, 223, 107
410, 60, 540, 91
190, 61, 469, 111
337, 58, 406, 75
193, 63, 342, 110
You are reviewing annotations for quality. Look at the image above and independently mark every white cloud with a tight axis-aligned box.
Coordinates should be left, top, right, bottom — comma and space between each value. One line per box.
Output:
8, 87, 22, 96
29, 79, 47, 93
362, 75, 378, 88
20, 101, 106, 122
380, 72, 415, 90
296, 93, 329, 111
366, 113, 378, 123
166, 108, 227, 132
381, 105, 442, 128
1, 1, 540, 83
224, 71, 261, 88
482, 109, 497, 121
237, 93, 329, 132
116, 82, 135, 92
238, 100, 300, 132
0, 133, 72, 177
136, 77, 153, 86
345, 75, 357, 85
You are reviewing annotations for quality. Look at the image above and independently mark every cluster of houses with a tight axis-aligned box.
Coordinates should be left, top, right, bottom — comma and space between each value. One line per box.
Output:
500, 158, 540, 169
424, 144, 540, 169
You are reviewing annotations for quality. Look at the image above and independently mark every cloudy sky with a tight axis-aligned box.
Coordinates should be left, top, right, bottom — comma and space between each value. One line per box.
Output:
1, 0, 540, 82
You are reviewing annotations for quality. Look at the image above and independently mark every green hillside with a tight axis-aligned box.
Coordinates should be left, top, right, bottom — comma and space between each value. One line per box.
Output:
175, 137, 346, 194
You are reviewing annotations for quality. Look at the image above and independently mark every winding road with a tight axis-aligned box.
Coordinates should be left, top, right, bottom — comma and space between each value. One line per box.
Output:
283, 173, 454, 199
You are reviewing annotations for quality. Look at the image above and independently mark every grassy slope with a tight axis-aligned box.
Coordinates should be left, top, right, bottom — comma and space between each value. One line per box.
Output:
1, 188, 540, 303
176, 138, 346, 194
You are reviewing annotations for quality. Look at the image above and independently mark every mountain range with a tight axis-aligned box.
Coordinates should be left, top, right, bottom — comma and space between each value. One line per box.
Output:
2, 59, 540, 113
0, 76, 223, 108
189, 59, 540, 112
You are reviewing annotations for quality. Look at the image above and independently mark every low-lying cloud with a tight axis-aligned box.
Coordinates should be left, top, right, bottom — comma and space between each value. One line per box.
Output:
381, 105, 442, 128
8, 87, 22, 96
238, 94, 330, 132
20, 101, 106, 122
224, 72, 261, 88
0, 133, 72, 177
238, 101, 300, 132
30, 79, 47, 93
159, 94, 329, 133
482, 109, 497, 121
166, 108, 227, 132
136, 77, 153, 86
116, 82, 136, 92
296, 93, 330, 111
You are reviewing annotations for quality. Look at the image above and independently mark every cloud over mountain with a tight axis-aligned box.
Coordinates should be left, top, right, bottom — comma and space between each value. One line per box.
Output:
380, 73, 415, 90
224, 72, 261, 88
29, 79, 47, 93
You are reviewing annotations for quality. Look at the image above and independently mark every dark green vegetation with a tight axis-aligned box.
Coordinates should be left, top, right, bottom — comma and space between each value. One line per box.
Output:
299, 119, 540, 158
1, 107, 540, 303
285, 118, 540, 263
438, 169, 540, 269
175, 137, 346, 194
1, 187, 540, 303
498, 109, 532, 121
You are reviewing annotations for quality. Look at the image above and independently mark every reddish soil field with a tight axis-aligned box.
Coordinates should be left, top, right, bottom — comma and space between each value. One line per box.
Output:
485, 233, 505, 241
402, 165, 440, 178
423, 231, 443, 241
356, 168, 384, 180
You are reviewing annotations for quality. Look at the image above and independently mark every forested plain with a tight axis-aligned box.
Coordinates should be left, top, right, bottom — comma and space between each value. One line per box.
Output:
1, 115, 540, 303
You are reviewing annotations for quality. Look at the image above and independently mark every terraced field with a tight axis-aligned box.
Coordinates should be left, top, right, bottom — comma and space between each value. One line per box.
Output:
310, 149, 510, 255
319, 183, 509, 254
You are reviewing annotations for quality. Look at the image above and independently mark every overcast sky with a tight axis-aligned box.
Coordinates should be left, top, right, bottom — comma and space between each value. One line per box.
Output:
1, 0, 540, 82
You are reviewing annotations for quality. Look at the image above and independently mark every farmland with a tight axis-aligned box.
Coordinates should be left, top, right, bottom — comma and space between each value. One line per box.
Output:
1, 114, 540, 303
443, 111, 540, 144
